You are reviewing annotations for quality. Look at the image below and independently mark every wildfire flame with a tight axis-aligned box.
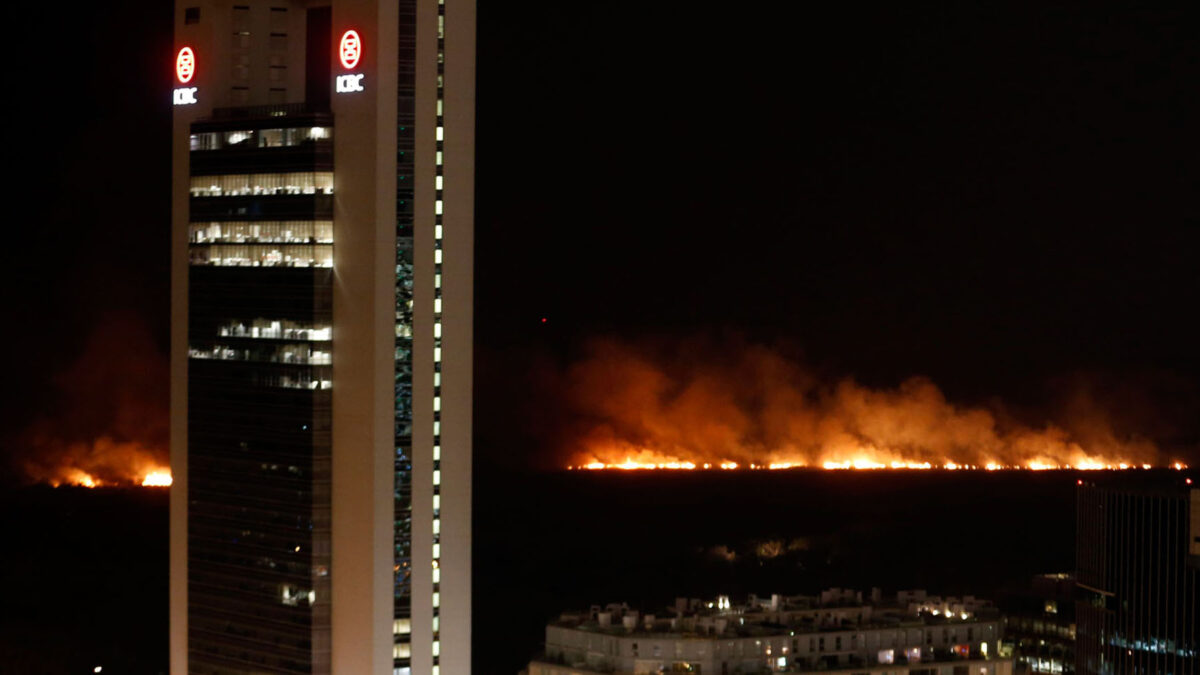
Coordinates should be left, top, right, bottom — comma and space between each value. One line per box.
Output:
141, 470, 174, 487
569, 454, 1188, 471
558, 340, 1190, 473
47, 465, 173, 488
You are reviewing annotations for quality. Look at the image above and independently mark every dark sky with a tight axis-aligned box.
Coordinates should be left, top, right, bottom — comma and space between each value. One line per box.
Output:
3, 3, 1198, 468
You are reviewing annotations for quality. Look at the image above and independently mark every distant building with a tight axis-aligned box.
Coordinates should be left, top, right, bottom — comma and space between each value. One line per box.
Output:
1075, 476, 1198, 675
527, 589, 1014, 675
997, 574, 1076, 674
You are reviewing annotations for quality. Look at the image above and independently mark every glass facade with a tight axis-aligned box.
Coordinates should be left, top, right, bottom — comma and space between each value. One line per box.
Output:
1076, 480, 1198, 675
187, 111, 335, 675
394, 0, 417, 671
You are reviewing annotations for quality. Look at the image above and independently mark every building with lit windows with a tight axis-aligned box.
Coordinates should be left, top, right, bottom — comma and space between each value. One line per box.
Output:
528, 590, 1014, 675
170, 1, 473, 673
1075, 477, 1198, 675
997, 574, 1076, 674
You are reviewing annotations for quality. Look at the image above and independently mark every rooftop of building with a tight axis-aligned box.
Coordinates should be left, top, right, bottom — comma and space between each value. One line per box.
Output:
550, 588, 1001, 640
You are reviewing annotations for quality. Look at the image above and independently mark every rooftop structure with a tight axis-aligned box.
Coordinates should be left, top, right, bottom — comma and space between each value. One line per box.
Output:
528, 589, 1013, 675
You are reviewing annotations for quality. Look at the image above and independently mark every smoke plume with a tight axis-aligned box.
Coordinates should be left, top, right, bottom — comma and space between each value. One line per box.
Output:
15, 313, 168, 486
557, 338, 1167, 469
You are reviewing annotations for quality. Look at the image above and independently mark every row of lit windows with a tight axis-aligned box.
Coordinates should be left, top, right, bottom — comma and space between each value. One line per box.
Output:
190, 172, 333, 197
189, 243, 332, 268
189, 343, 331, 365
190, 126, 330, 151
190, 221, 333, 245
217, 320, 330, 341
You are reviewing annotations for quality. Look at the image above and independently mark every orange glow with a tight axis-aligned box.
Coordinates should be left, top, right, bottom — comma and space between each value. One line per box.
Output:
57, 470, 100, 488
32, 439, 170, 488
141, 470, 173, 487
568, 444, 1177, 472
557, 340, 1177, 474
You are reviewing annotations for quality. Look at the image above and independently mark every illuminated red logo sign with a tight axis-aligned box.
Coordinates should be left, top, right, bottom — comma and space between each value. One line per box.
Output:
340, 30, 362, 70
176, 47, 195, 83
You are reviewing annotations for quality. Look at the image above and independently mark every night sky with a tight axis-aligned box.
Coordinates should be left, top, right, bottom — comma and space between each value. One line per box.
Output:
3, 3, 1199, 474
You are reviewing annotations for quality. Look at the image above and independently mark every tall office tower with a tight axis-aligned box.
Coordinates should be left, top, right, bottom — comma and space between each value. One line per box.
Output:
170, 2, 473, 673
1075, 477, 1198, 675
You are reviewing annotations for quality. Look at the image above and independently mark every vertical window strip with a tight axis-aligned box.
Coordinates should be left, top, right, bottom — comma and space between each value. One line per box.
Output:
431, 1, 448, 664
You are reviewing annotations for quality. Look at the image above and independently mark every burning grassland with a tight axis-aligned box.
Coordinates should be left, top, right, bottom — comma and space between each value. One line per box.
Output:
558, 339, 1190, 472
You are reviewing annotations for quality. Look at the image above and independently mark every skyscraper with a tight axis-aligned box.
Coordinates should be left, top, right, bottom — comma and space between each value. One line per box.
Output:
1075, 476, 1198, 675
170, 2, 473, 673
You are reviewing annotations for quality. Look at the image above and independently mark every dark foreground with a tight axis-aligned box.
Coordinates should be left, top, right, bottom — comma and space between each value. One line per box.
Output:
1, 468, 1102, 674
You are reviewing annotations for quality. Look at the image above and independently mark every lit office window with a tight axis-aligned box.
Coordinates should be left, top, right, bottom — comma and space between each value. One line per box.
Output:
190, 221, 332, 244
189, 172, 334, 197
216, 319, 330, 341
190, 127, 332, 150
189, 243, 332, 268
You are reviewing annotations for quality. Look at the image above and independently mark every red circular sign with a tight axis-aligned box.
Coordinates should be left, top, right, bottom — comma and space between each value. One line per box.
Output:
176, 47, 195, 83
340, 30, 361, 70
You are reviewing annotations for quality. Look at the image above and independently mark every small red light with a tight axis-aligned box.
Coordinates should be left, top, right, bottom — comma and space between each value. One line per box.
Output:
540, 317, 547, 323
1076, 480, 1083, 485
340, 30, 362, 70
176, 47, 195, 83
1187, 478, 1193, 485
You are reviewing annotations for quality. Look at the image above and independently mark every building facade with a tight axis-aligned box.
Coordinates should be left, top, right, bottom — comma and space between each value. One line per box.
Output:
530, 591, 1013, 675
997, 574, 1076, 674
1075, 477, 1198, 675
170, 2, 473, 673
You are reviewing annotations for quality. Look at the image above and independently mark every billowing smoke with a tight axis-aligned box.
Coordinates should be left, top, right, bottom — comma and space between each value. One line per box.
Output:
17, 313, 168, 486
557, 338, 1167, 469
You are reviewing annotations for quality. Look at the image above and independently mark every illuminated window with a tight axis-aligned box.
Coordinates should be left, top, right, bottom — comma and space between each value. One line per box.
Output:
189, 342, 330, 365
189, 243, 331, 268
392, 643, 411, 659
189, 172, 334, 197
393, 618, 411, 635
436, 126, 444, 141
190, 220, 332, 244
